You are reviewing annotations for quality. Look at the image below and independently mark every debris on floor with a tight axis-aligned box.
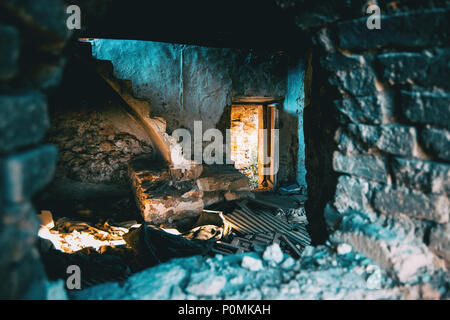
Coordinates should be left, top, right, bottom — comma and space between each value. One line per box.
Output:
37, 211, 132, 254
68, 243, 423, 300
37, 191, 311, 290
212, 197, 310, 258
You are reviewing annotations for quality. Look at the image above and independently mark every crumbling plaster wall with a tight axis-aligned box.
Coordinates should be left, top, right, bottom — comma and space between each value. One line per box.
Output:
90, 39, 287, 133
90, 39, 307, 186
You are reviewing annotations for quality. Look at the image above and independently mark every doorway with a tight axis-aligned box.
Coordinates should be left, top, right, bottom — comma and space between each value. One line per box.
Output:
230, 103, 279, 190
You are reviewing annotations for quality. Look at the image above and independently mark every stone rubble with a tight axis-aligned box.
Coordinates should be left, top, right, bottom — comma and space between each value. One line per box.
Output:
68, 243, 430, 300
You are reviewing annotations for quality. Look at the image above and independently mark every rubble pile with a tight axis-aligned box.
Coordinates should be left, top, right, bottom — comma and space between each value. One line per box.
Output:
129, 156, 252, 227
69, 242, 442, 300
38, 215, 131, 254
37, 185, 312, 290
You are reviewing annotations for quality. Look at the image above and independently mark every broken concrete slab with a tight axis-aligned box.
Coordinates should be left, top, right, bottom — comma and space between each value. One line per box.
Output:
196, 164, 251, 192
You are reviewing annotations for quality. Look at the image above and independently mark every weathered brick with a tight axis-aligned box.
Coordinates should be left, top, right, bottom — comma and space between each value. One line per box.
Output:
429, 223, 450, 263
0, 202, 47, 299
336, 8, 450, 50
376, 213, 435, 245
334, 126, 367, 154
321, 51, 364, 72
391, 158, 450, 194
0, 91, 50, 154
331, 213, 436, 283
347, 123, 420, 157
372, 186, 449, 223
0, 145, 58, 205
0, 24, 19, 81
0, 0, 71, 47
333, 175, 377, 217
421, 127, 450, 162
378, 49, 450, 89
334, 92, 394, 124
329, 58, 380, 97
333, 151, 389, 183
400, 90, 450, 128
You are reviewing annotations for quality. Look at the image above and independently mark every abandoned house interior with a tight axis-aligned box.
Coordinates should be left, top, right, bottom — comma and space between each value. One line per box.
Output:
0, 0, 449, 300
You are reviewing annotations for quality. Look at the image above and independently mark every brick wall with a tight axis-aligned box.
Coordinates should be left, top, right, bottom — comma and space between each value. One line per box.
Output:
277, 0, 450, 285
0, 0, 71, 299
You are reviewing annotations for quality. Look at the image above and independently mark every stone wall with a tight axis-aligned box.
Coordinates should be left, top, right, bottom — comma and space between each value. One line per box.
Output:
0, 0, 72, 299
48, 108, 153, 186
277, 0, 450, 287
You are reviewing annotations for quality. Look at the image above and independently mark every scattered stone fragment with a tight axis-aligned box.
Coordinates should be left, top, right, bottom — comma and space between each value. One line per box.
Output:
186, 272, 226, 297
263, 243, 284, 264
337, 243, 352, 255
241, 256, 264, 271
281, 257, 296, 270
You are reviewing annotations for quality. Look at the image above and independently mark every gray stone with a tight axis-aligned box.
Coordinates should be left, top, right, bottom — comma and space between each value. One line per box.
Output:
337, 243, 352, 255
378, 49, 450, 89
0, 0, 72, 49
46, 280, 68, 300
0, 202, 47, 299
0, 91, 50, 154
336, 8, 450, 50
366, 266, 383, 290
126, 264, 187, 299
391, 158, 450, 194
421, 127, 450, 162
262, 243, 284, 264
429, 223, 450, 263
329, 57, 380, 97
280, 256, 295, 270
186, 272, 226, 297
400, 90, 450, 129
334, 126, 367, 154
0, 145, 58, 205
334, 92, 394, 125
0, 24, 19, 81
321, 51, 365, 72
332, 213, 436, 283
375, 213, 435, 244
333, 151, 389, 183
347, 124, 420, 157
333, 175, 377, 217
241, 256, 264, 271
372, 186, 449, 223
72, 261, 188, 300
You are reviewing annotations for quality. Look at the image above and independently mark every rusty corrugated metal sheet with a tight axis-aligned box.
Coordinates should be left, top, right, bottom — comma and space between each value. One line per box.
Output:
224, 209, 311, 248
